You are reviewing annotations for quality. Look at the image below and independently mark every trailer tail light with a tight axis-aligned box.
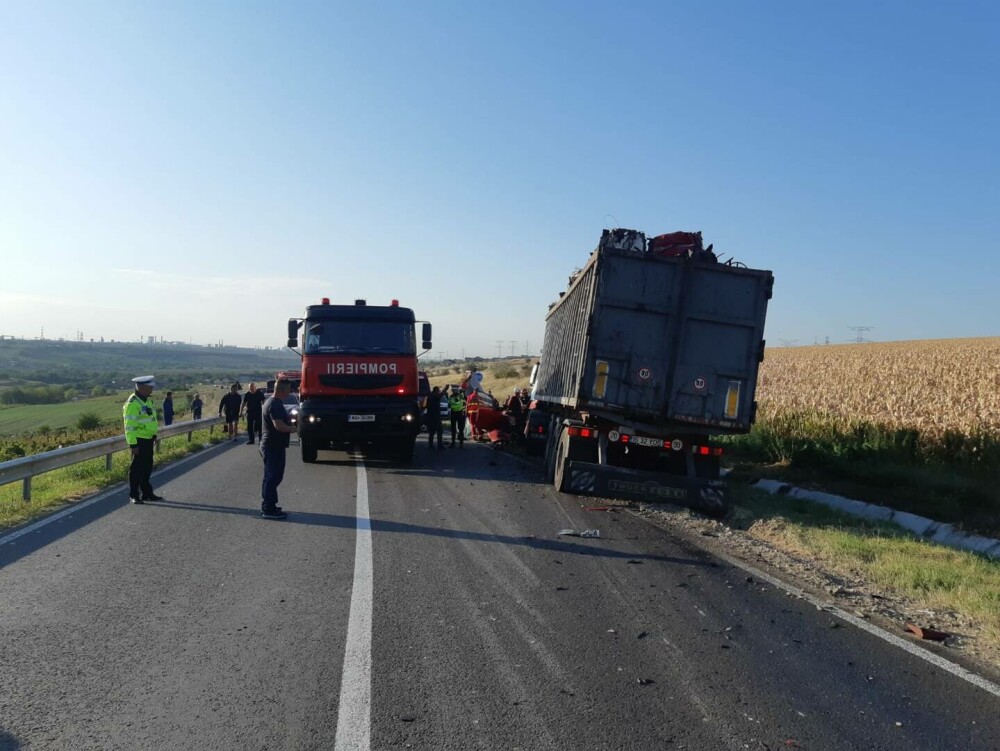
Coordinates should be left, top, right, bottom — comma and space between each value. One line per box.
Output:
566, 426, 596, 438
397, 387, 405, 394
693, 445, 724, 457
536, 425, 545, 434
321, 297, 330, 305
621, 434, 629, 444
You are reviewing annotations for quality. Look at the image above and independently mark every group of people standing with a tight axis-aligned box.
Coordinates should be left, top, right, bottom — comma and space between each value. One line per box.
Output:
423, 383, 530, 448
217, 382, 268, 443
423, 385, 469, 449
122, 376, 294, 520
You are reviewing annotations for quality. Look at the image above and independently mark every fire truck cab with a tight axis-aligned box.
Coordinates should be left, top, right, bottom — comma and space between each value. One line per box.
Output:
287, 298, 431, 462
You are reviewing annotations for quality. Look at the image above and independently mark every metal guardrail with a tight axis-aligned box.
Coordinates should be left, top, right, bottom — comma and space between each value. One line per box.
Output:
0, 417, 226, 501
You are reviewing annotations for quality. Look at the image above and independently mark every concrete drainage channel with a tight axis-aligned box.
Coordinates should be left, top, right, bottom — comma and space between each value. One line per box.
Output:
751, 478, 1000, 560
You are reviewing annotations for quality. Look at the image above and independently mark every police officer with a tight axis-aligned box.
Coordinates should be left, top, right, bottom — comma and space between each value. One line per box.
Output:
123, 375, 162, 504
448, 385, 466, 448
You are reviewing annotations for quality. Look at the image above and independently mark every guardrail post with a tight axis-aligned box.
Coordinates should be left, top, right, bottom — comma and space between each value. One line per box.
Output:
106, 453, 113, 471
23, 477, 31, 502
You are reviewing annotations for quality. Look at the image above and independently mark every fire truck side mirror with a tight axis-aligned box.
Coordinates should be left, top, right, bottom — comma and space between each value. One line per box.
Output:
287, 319, 301, 348
422, 322, 432, 350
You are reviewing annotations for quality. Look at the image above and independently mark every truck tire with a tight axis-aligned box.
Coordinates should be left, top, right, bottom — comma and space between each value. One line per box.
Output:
301, 437, 318, 464
553, 429, 573, 493
543, 417, 561, 482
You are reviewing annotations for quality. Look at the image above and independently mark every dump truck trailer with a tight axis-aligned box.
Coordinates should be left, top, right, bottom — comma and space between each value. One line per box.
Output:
528, 229, 773, 514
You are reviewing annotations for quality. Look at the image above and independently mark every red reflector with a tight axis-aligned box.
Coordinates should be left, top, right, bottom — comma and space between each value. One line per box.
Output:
621, 434, 630, 443
692, 445, 722, 456
391, 299, 399, 306
321, 297, 330, 305
536, 425, 544, 433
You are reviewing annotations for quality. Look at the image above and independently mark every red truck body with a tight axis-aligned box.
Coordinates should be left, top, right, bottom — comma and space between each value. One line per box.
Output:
287, 299, 430, 462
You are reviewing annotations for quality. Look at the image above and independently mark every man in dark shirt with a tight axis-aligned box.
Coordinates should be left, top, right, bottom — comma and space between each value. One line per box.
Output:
162, 391, 174, 426
259, 379, 297, 520
219, 384, 242, 441
425, 385, 445, 449
241, 382, 266, 445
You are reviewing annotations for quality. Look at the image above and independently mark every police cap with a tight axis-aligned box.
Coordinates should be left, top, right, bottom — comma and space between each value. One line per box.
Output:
132, 375, 156, 387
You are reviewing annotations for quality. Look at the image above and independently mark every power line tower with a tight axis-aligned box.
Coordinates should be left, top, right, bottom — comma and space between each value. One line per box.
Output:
778, 339, 798, 348
508, 340, 517, 356
847, 326, 873, 343
524, 340, 530, 356
495, 340, 504, 358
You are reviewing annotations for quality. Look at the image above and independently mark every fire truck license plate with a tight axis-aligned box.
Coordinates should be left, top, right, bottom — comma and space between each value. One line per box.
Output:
348, 414, 376, 423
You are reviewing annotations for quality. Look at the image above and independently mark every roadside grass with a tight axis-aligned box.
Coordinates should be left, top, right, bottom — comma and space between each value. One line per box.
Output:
0, 392, 132, 436
0, 387, 228, 437
720, 411, 1000, 537
0, 428, 228, 530
728, 484, 1000, 649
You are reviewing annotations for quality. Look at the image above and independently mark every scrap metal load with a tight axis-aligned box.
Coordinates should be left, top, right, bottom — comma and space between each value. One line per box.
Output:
529, 228, 774, 514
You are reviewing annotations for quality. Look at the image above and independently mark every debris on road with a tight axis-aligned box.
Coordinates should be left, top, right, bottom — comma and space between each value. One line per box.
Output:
558, 528, 601, 538
905, 623, 951, 642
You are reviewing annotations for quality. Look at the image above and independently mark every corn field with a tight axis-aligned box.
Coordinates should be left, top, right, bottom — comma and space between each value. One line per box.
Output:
753, 337, 1000, 466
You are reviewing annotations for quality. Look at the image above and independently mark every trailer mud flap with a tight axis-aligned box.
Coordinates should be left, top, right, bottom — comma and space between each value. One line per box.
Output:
564, 461, 727, 515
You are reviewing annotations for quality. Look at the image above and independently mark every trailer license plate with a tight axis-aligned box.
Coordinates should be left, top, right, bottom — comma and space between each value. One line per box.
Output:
631, 436, 663, 448
348, 414, 376, 423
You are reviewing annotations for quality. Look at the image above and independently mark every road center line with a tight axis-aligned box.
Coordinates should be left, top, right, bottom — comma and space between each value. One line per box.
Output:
334, 455, 374, 750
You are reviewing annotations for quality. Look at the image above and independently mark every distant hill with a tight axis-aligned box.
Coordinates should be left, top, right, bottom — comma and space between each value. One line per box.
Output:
0, 339, 299, 387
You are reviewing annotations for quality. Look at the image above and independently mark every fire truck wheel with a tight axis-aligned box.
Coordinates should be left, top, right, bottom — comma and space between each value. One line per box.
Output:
301, 438, 318, 464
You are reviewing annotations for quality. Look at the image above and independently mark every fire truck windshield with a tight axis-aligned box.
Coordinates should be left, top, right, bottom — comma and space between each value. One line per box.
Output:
304, 321, 416, 355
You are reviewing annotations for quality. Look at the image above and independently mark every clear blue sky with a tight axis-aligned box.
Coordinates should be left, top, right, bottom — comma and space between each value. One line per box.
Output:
2, 1, 998, 355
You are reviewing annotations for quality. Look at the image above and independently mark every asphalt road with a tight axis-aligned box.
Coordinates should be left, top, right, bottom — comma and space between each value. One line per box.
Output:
1, 439, 998, 750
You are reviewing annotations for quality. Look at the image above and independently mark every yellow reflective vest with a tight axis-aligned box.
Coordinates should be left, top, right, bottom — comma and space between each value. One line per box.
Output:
448, 393, 465, 414
123, 392, 158, 444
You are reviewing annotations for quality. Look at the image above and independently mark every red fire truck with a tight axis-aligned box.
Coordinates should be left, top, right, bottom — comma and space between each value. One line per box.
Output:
287, 298, 431, 462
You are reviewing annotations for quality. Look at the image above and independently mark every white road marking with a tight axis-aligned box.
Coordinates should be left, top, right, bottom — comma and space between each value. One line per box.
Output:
709, 547, 1000, 699
334, 455, 374, 750
0, 441, 230, 547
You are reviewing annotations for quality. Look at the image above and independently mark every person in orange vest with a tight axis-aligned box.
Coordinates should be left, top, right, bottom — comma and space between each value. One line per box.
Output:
466, 390, 481, 440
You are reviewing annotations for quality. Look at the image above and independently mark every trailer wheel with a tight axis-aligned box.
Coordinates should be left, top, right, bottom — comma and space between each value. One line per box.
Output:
543, 417, 561, 482
301, 438, 318, 464
553, 430, 573, 493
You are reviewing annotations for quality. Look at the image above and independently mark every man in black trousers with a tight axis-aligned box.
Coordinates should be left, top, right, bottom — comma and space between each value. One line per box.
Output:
259, 379, 297, 520
122, 375, 162, 504
241, 382, 266, 445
